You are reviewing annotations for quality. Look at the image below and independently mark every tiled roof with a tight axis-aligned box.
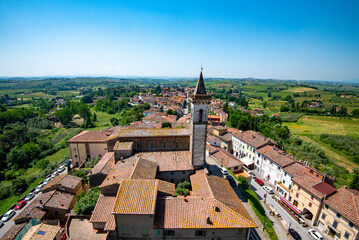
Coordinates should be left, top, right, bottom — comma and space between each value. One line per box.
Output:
130, 158, 158, 180
109, 128, 189, 139
99, 158, 136, 188
163, 115, 177, 123
154, 196, 257, 229
210, 148, 244, 169
283, 162, 305, 177
42, 174, 82, 192
113, 141, 133, 151
0, 223, 27, 240
90, 194, 116, 223
89, 152, 115, 176
22, 223, 61, 240
190, 172, 255, 224
43, 191, 75, 210
293, 174, 331, 199
176, 116, 191, 124
104, 215, 116, 231
68, 130, 112, 143
157, 180, 175, 196
233, 130, 274, 149
324, 187, 359, 226
312, 182, 337, 196
142, 115, 167, 123
112, 179, 158, 215
257, 145, 295, 167
125, 151, 193, 172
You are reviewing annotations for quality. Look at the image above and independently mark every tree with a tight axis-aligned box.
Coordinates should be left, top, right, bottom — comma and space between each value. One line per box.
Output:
75, 170, 88, 183
349, 168, 359, 191
11, 177, 28, 195
280, 105, 289, 112
81, 96, 93, 104
110, 117, 119, 126
7, 146, 27, 169
161, 122, 171, 128
352, 109, 359, 118
92, 112, 97, 122
54, 108, 73, 125
175, 181, 191, 196
73, 187, 100, 215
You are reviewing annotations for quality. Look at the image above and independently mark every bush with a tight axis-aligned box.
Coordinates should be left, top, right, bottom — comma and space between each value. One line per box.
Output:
161, 122, 171, 128
85, 157, 100, 169
36, 159, 50, 169
11, 177, 28, 195
75, 170, 88, 183
73, 187, 100, 215
175, 180, 191, 196
0, 185, 10, 200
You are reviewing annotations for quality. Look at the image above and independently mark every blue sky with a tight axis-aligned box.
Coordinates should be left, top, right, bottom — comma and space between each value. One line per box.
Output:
0, 0, 358, 81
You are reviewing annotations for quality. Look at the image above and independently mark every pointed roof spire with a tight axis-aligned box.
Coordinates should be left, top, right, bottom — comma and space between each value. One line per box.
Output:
194, 70, 207, 95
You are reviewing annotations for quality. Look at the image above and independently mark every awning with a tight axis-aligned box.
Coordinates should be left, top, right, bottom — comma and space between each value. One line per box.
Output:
240, 157, 254, 166
280, 197, 301, 215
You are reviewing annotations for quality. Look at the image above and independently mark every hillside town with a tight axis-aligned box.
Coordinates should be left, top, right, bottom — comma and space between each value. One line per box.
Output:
1, 72, 359, 240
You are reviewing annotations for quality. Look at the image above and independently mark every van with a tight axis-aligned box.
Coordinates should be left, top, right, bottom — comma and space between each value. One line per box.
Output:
219, 167, 228, 175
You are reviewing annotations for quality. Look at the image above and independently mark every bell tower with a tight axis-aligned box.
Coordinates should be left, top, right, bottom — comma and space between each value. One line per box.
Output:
189, 70, 211, 169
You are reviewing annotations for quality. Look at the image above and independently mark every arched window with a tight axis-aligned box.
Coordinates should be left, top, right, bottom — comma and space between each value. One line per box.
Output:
198, 109, 203, 123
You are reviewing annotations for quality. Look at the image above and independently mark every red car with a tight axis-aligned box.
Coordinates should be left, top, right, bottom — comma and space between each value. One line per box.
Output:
254, 177, 264, 186
15, 200, 27, 210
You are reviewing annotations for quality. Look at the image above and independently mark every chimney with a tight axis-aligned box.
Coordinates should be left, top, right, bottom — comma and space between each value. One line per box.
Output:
61, 202, 64, 206
207, 217, 213, 225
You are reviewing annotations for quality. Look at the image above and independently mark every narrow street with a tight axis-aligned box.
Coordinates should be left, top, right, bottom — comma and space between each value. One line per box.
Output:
206, 154, 315, 240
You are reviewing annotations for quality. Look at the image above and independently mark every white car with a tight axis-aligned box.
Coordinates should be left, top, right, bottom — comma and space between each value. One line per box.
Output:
1, 210, 15, 222
43, 178, 51, 185
58, 165, 65, 173
25, 192, 35, 201
219, 167, 228, 175
34, 184, 43, 194
263, 186, 274, 194
308, 229, 323, 240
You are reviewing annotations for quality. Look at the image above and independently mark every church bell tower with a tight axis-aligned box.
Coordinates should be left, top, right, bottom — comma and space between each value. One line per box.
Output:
189, 70, 211, 169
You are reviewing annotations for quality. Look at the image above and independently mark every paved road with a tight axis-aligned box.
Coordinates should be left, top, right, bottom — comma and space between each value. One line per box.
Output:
0, 190, 42, 238
250, 173, 314, 240
0, 169, 67, 238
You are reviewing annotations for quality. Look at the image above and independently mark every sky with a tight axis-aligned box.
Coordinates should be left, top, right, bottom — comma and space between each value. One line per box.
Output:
0, 0, 358, 81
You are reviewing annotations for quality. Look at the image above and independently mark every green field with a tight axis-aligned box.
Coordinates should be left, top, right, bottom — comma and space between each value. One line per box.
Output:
284, 115, 359, 172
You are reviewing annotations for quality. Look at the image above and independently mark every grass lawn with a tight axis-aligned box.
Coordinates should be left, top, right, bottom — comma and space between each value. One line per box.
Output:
0, 178, 43, 215
91, 109, 120, 130
284, 115, 359, 138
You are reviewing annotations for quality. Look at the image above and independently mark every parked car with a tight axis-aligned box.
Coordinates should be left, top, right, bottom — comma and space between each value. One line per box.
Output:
219, 167, 228, 175
263, 186, 274, 194
0, 221, 4, 228
64, 159, 72, 167
51, 170, 59, 178
249, 172, 256, 177
14, 200, 27, 210
43, 177, 51, 185
288, 229, 302, 240
308, 229, 323, 240
1, 210, 15, 222
34, 184, 43, 194
25, 192, 35, 201
58, 165, 65, 172
254, 177, 264, 186
226, 175, 236, 186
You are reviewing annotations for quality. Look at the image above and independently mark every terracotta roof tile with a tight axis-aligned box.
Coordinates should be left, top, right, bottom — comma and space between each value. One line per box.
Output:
283, 162, 305, 177
233, 130, 275, 149
257, 145, 295, 167
90, 194, 116, 223
0, 223, 27, 240
89, 152, 115, 176
22, 223, 61, 240
293, 174, 333, 199
157, 180, 175, 196
130, 158, 158, 180
43, 191, 75, 210
324, 187, 359, 226
210, 148, 244, 169
42, 174, 82, 192
99, 158, 137, 189
108, 128, 189, 139
154, 196, 256, 229
68, 130, 112, 143
113, 141, 133, 151
112, 179, 158, 215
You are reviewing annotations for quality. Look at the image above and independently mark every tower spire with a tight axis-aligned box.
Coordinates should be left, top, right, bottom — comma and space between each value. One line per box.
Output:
194, 70, 207, 95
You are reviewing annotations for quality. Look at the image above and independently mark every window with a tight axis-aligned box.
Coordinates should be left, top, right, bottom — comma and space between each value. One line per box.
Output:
349, 222, 354, 228
321, 213, 326, 220
157, 230, 161, 236
163, 142, 166, 148
333, 220, 338, 228
176, 142, 179, 148
308, 202, 312, 207
182, 171, 185, 175
195, 230, 206, 236
311, 195, 314, 200
297, 186, 301, 191
171, 171, 174, 175
344, 231, 350, 239
74, 148, 76, 151
198, 109, 203, 123
336, 213, 341, 218
296, 193, 299, 198
122, 226, 128, 234
165, 230, 175, 236
75, 155, 78, 158
325, 204, 329, 209
249, 154, 251, 158
151, 142, 154, 149
284, 173, 287, 177
283, 180, 286, 184
289, 185, 291, 190
234, 166, 238, 170
55, 211, 58, 215
137, 143, 140, 149
142, 227, 148, 235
